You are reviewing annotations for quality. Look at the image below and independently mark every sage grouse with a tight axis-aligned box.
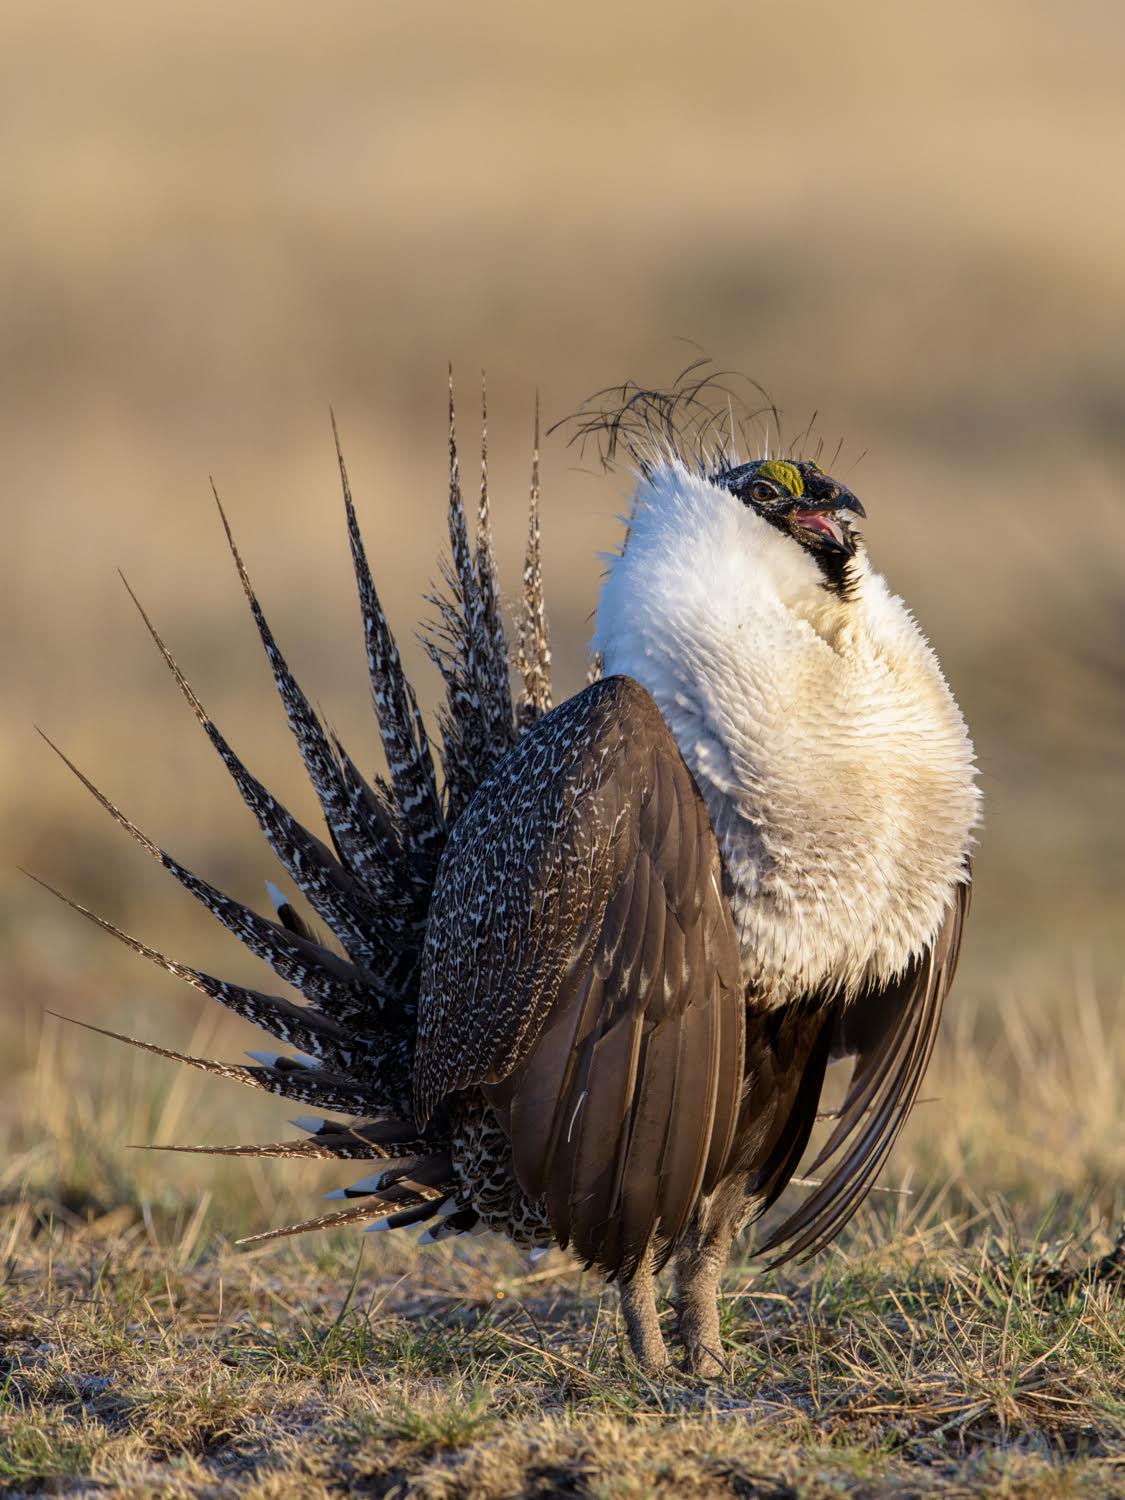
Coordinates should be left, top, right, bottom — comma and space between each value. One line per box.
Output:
42, 378, 979, 1376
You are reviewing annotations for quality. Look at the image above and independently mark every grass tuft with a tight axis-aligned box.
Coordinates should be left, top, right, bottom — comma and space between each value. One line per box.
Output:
1, 968, 1122, 1495
1, 1209, 1121, 1497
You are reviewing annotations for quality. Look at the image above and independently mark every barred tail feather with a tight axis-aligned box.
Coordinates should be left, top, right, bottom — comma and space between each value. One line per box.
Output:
133, 1139, 374, 1161
134, 1119, 439, 1162
516, 394, 552, 729
213, 490, 421, 946
325, 736, 424, 961
474, 376, 517, 757
425, 378, 490, 817
423, 375, 518, 818
334, 416, 445, 869
26, 873, 359, 1069
50, 1015, 378, 1115
237, 1204, 397, 1246
118, 574, 408, 985
36, 730, 396, 1019
240, 1164, 459, 1246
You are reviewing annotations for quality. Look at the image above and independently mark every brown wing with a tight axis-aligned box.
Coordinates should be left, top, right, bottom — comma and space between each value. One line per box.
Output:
415, 675, 745, 1280
758, 872, 971, 1265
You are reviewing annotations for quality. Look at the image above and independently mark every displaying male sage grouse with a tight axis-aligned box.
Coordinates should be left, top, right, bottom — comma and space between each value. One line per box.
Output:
41, 375, 979, 1377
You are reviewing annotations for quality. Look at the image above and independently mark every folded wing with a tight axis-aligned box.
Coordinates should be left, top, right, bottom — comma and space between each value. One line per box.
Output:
758, 872, 971, 1264
415, 675, 745, 1280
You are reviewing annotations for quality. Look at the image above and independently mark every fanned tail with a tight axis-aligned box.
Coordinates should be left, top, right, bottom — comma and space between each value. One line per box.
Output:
38, 392, 552, 1247
50, 1015, 381, 1115
213, 489, 422, 959
29, 872, 358, 1071
118, 573, 406, 986
36, 730, 398, 1022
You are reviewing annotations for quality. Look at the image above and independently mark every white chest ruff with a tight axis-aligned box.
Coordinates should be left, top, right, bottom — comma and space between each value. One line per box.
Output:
594, 464, 979, 1004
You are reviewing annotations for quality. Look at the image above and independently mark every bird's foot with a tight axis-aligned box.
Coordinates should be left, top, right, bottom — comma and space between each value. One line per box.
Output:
675, 1298, 729, 1380
678, 1333, 729, 1380
618, 1270, 670, 1375
631, 1335, 672, 1376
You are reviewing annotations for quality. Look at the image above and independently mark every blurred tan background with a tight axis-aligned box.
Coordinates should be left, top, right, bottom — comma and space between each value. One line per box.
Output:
2, 1, 1122, 1227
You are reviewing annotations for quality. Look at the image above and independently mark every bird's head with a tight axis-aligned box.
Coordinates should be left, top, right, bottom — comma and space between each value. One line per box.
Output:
712, 458, 866, 593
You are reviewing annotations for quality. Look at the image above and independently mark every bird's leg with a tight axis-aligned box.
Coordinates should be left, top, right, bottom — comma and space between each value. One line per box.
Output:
673, 1195, 742, 1378
616, 1254, 668, 1374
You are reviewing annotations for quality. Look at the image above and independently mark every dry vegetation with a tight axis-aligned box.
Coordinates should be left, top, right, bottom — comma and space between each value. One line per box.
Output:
1, 1216, 1123, 1499
3, 959, 1122, 1495
2, 1, 1124, 1494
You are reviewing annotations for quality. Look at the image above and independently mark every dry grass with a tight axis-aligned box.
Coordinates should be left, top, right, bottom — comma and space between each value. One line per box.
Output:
2, 980, 1122, 1496
2, 1199, 1122, 1497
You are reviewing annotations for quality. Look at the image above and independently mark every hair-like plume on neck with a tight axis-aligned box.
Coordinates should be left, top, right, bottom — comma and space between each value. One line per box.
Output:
551, 356, 856, 483
550, 356, 783, 478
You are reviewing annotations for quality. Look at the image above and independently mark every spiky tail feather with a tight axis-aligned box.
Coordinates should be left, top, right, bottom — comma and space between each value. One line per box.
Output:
516, 394, 552, 729
38, 390, 551, 1246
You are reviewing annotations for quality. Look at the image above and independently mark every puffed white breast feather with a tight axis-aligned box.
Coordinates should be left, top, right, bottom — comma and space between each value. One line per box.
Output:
594, 462, 980, 1003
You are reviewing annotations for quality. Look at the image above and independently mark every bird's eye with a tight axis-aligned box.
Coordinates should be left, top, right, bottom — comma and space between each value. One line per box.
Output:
749, 479, 779, 502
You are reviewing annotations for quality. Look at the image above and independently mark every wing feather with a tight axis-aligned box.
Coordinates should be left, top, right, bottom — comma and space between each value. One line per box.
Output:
416, 675, 744, 1280
758, 875, 970, 1264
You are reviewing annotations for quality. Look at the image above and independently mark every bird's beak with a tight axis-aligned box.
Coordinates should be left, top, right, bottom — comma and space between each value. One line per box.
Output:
835, 492, 866, 520
791, 492, 865, 554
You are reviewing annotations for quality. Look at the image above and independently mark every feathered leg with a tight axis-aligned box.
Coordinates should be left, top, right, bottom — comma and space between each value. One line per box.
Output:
672, 1182, 744, 1378
617, 1253, 668, 1374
